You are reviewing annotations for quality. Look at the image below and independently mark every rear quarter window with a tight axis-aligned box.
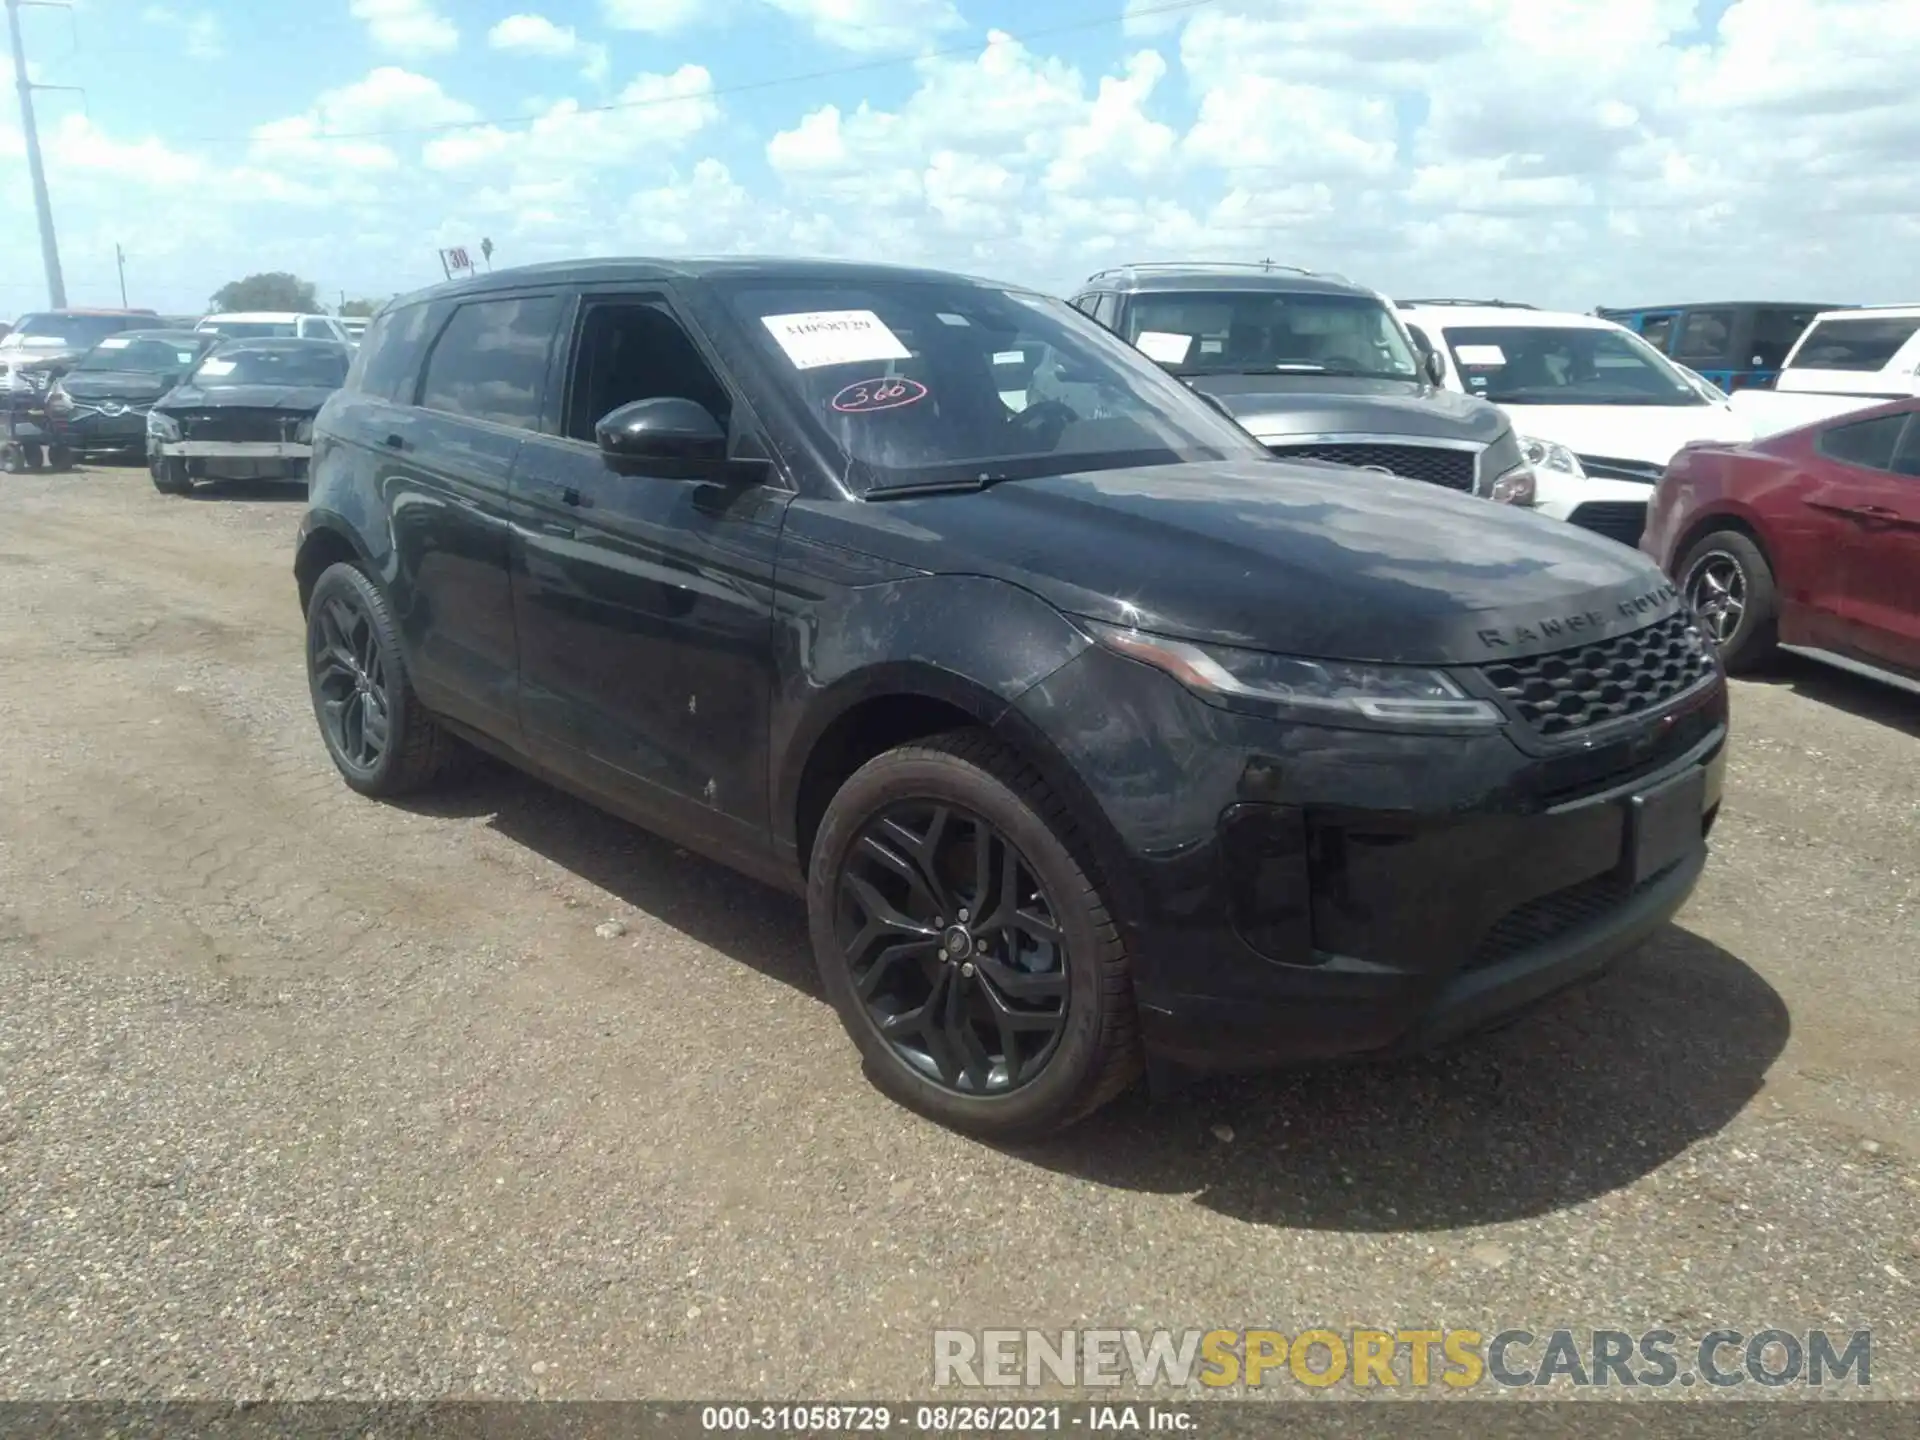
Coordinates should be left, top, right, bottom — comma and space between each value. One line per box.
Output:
351, 302, 441, 403
1789, 317, 1920, 372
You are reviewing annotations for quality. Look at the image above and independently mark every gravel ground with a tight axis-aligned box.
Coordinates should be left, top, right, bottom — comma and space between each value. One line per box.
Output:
0, 467, 1916, 1402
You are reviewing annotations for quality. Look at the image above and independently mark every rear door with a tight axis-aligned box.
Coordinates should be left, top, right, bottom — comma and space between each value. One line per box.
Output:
1671, 308, 1735, 391
507, 286, 790, 862
1808, 409, 1920, 671
382, 290, 565, 740
1633, 310, 1681, 355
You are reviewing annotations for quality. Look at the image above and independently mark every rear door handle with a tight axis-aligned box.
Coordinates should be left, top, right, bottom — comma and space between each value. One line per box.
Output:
535, 479, 592, 509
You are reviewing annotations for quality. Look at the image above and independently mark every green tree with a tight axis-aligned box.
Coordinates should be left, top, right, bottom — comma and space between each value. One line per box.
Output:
208, 272, 319, 313
337, 297, 383, 318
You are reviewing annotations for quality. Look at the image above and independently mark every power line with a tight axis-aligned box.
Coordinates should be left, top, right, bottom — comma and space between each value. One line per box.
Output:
175, 0, 1218, 147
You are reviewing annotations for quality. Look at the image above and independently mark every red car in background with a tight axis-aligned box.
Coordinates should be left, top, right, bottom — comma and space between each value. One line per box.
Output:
1642, 397, 1920, 690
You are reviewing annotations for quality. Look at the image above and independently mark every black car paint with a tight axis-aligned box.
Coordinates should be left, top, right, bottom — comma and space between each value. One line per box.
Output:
154, 381, 341, 418
299, 259, 1726, 1077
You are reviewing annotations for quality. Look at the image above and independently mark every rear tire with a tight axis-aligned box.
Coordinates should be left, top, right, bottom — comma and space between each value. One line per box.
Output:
150, 457, 192, 495
1679, 530, 1777, 672
807, 729, 1140, 1140
305, 561, 468, 797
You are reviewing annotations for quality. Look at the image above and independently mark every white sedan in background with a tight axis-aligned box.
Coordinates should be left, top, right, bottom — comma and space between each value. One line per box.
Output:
1397, 300, 1755, 546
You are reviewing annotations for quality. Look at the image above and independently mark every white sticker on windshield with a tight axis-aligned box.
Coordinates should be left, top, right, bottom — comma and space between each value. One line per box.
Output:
762, 310, 911, 370
98, 337, 133, 350
992, 350, 1025, 365
1454, 344, 1507, 366
1134, 330, 1193, 364
937, 313, 971, 327
198, 359, 236, 376
176, 352, 196, 364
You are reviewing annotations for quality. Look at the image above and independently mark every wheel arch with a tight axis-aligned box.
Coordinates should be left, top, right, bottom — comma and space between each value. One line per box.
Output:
1673, 506, 1776, 581
295, 513, 377, 614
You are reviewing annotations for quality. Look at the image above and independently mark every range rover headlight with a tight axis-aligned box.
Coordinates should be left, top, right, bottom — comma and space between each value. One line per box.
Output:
1519, 435, 1585, 476
146, 409, 180, 441
1089, 623, 1502, 729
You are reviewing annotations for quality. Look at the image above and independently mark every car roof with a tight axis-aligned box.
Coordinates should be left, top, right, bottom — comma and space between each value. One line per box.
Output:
1805, 303, 1920, 322
1398, 303, 1623, 330
388, 256, 1034, 312
1079, 262, 1370, 297
1597, 301, 1847, 313
205, 336, 351, 351
103, 330, 209, 344
201, 312, 327, 322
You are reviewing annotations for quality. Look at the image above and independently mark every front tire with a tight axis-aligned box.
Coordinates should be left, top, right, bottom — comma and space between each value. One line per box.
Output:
304, 561, 467, 797
1680, 530, 1777, 672
807, 730, 1140, 1139
150, 456, 192, 494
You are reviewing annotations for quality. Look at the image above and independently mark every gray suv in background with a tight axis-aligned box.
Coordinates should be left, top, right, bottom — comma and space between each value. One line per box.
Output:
1069, 263, 1534, 505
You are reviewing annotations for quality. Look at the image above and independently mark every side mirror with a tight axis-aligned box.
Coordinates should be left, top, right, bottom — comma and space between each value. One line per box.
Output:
1424, 349, 1447, 385
596, 397, 727, 476
1193, 388, 1236, 422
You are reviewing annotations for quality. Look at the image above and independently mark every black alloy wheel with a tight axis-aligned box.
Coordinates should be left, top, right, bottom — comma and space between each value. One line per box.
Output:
808, 731, 1140, 1139
311, 589, 394, 775
836, 800, 1069, 1095
303, 561, 468, 797
1678, 529, 1777, 673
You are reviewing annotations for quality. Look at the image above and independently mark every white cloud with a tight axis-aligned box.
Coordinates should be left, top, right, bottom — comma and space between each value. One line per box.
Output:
761, 0, 963, 53
350, 0, 459, 56
142, 6, 224, 60
254, 68, 477, 174
488, 14, 579, 57
601, 0, 708, 35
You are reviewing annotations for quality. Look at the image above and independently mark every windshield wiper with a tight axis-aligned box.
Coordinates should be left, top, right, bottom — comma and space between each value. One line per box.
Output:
862, 477, 990, 500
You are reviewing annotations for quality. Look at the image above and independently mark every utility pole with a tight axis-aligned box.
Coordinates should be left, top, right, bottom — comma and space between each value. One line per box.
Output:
6, 0, 69, 309
115, 243, 127, 307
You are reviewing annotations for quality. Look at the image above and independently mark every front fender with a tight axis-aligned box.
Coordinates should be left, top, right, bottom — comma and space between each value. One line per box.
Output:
770, 570, 1094, 855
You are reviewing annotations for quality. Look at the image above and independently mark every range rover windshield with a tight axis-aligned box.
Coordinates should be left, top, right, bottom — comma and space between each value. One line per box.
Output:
1444, 325, 1708, 407
1120, 291, 1422, 382
720, 279, 1266, 493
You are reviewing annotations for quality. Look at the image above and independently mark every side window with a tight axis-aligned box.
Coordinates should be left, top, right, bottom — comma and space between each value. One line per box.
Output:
1816, 413, 1908, 472
1068, 293, 1098, 317
1889, 416, 1920, 479
1639, 314, 1676, 352
419, 295, 563, 431
1093, 292, 1121, 330
353, 302, 439, 402
562, 301, 733, 444
1674, 309, 1733, 361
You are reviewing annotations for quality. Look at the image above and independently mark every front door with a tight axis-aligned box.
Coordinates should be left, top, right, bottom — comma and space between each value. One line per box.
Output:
1832, 413, 1920, 673
509, 292, 791, 859
1634, 310, 1681, 355
1805, 410, 1920, 671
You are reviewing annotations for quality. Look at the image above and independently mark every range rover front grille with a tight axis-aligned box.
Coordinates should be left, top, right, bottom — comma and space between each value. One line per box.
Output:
1568, 501, 1650, 547
1478, 611, 1716, 737
1268, 442, 1476, 492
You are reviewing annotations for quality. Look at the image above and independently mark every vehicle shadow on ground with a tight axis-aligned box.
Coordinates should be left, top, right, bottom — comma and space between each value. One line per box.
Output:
1746, 652, 1918, 737
400, 765, 1788, 1230
400, 762, 823, 998
1012, 923, 1788, 1230
189, 479, 308, 505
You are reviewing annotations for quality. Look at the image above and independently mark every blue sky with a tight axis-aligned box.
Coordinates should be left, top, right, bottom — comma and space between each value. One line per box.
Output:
4, 0, 1915, 317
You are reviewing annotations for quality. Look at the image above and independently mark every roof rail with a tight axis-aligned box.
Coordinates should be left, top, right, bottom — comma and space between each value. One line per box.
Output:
1396, 298, 1539, 309
1087, 259, 1343, 284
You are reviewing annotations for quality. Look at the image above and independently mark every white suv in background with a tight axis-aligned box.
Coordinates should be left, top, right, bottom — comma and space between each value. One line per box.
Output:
1397, 300, 1755, 547
1728, 304, 1920, 437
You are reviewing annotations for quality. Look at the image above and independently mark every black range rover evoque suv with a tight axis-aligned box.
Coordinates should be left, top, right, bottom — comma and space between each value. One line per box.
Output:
295, 258, 1728, 1138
